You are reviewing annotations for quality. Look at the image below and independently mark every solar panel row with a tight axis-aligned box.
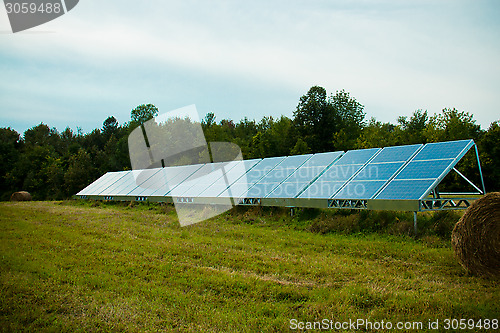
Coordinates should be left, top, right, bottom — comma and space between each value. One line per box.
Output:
77, 139, 475, 202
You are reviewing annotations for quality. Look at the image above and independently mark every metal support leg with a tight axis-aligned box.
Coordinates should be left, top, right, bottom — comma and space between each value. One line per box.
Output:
413, 211, 418, 236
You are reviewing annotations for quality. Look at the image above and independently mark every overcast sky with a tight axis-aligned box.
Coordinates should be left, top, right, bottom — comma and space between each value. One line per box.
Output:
1, 0, 499, 135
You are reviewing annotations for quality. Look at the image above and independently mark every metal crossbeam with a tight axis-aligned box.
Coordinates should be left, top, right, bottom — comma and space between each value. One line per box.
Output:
237, 198, 261, 206
328, 199, 367, 209
420, 198, 472, 211
176, 197, 194, 203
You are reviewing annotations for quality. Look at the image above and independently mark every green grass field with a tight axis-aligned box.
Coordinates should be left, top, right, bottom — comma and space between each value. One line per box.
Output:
0, 201, 498, 332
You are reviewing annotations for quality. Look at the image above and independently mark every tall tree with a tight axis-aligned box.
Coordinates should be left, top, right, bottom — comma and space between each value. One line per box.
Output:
64, 148, 98, 195
330, 89, 365, 150
425, 108, 481, 142
290, 137, 311, 155
102, 116, 119, 138
293, 86, 337, 152
130, 104, 159, 125
397, 109, 428, 144
0, 128, 22, 199
356, 118, 400, 148
23, 123, 59, 148
479, 121, 500, 192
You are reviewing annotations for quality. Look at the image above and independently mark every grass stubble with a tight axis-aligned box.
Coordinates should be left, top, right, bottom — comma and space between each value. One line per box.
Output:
0, 201, 498, 332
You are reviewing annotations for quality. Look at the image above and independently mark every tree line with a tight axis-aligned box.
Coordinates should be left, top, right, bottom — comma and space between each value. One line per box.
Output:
1, 86, 498, 200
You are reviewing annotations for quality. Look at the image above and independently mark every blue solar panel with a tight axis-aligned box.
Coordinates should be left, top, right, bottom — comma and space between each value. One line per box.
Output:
332, 144, 422, 199
411, 140, 472, 161
305, 151, 344, 167
333, 181, 388, 199
370, 144, 422, 163
147, 164, 203, 196
352, 162, 404, 181
219, 157, 285, 198
298, 181, 346, 199
98, 171, 141, 196
168, 162, 234, 197
334, 148, 380, 165
375, 179, 436, 200
395, 159, 453, 180
298, 149, 380, 199
259, 154, 312, 182
266, 180, 311, 198
315, 164, 363, 182
267, 151, 343, 198
245, 183, 277, 198
97, 171, 133, 195
244, 154, 312, 198
289, 151, 343, 181
179, 160, 256, 198
200, 159, 260, 197
243, 157, 285, 183
373, 140, 475, 200
77, 172, 124, 196
127, 168, 176, 196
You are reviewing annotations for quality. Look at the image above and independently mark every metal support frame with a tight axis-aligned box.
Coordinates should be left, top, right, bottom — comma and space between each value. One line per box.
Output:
413, 211, 418, 235
416, 142, 485, 212
328, 199, 367, 209
176, 197, 194, 203
237, 198, 261, 206
475, 144, 486, 195
420, 198, 472, 211
452, 167, 483, 194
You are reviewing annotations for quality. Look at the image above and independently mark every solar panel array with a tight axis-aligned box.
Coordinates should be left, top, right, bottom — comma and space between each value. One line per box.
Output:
77, 139, 475, 205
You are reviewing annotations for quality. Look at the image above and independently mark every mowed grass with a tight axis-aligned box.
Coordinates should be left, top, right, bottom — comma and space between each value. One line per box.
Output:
0, 201, 498, 332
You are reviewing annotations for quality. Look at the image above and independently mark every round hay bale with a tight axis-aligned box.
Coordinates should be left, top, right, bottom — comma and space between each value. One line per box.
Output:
451, 192, 500, 277
10, 191, 32, 201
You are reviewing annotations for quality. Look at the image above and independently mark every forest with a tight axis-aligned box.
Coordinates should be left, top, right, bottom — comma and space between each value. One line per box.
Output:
1, 86, 499, 201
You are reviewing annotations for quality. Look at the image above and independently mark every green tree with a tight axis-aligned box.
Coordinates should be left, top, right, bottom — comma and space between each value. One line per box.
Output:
356, 118, 400, 148
293, 86, 336, 152
23, 123, 59, 148
17, 145, 57, 200
0, 128, 22, 199
425, 108, 481, 142
397, 109, 428, 144
330, 89, 365, 150
65, 148, 98, 195
102, 116, 119, 139
291, 138, 311, 155
233, 117, 258, 159
202, 112, 216, 128
250, 131, 274, 158
293, 86, 365, 152
479, 121, 500, 191
267, 116, 296, 157
42, 156, 66, 199
130, 104, 159, 125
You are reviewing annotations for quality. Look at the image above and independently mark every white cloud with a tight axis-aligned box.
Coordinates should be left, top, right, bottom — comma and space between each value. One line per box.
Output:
1, 0, 499, 134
